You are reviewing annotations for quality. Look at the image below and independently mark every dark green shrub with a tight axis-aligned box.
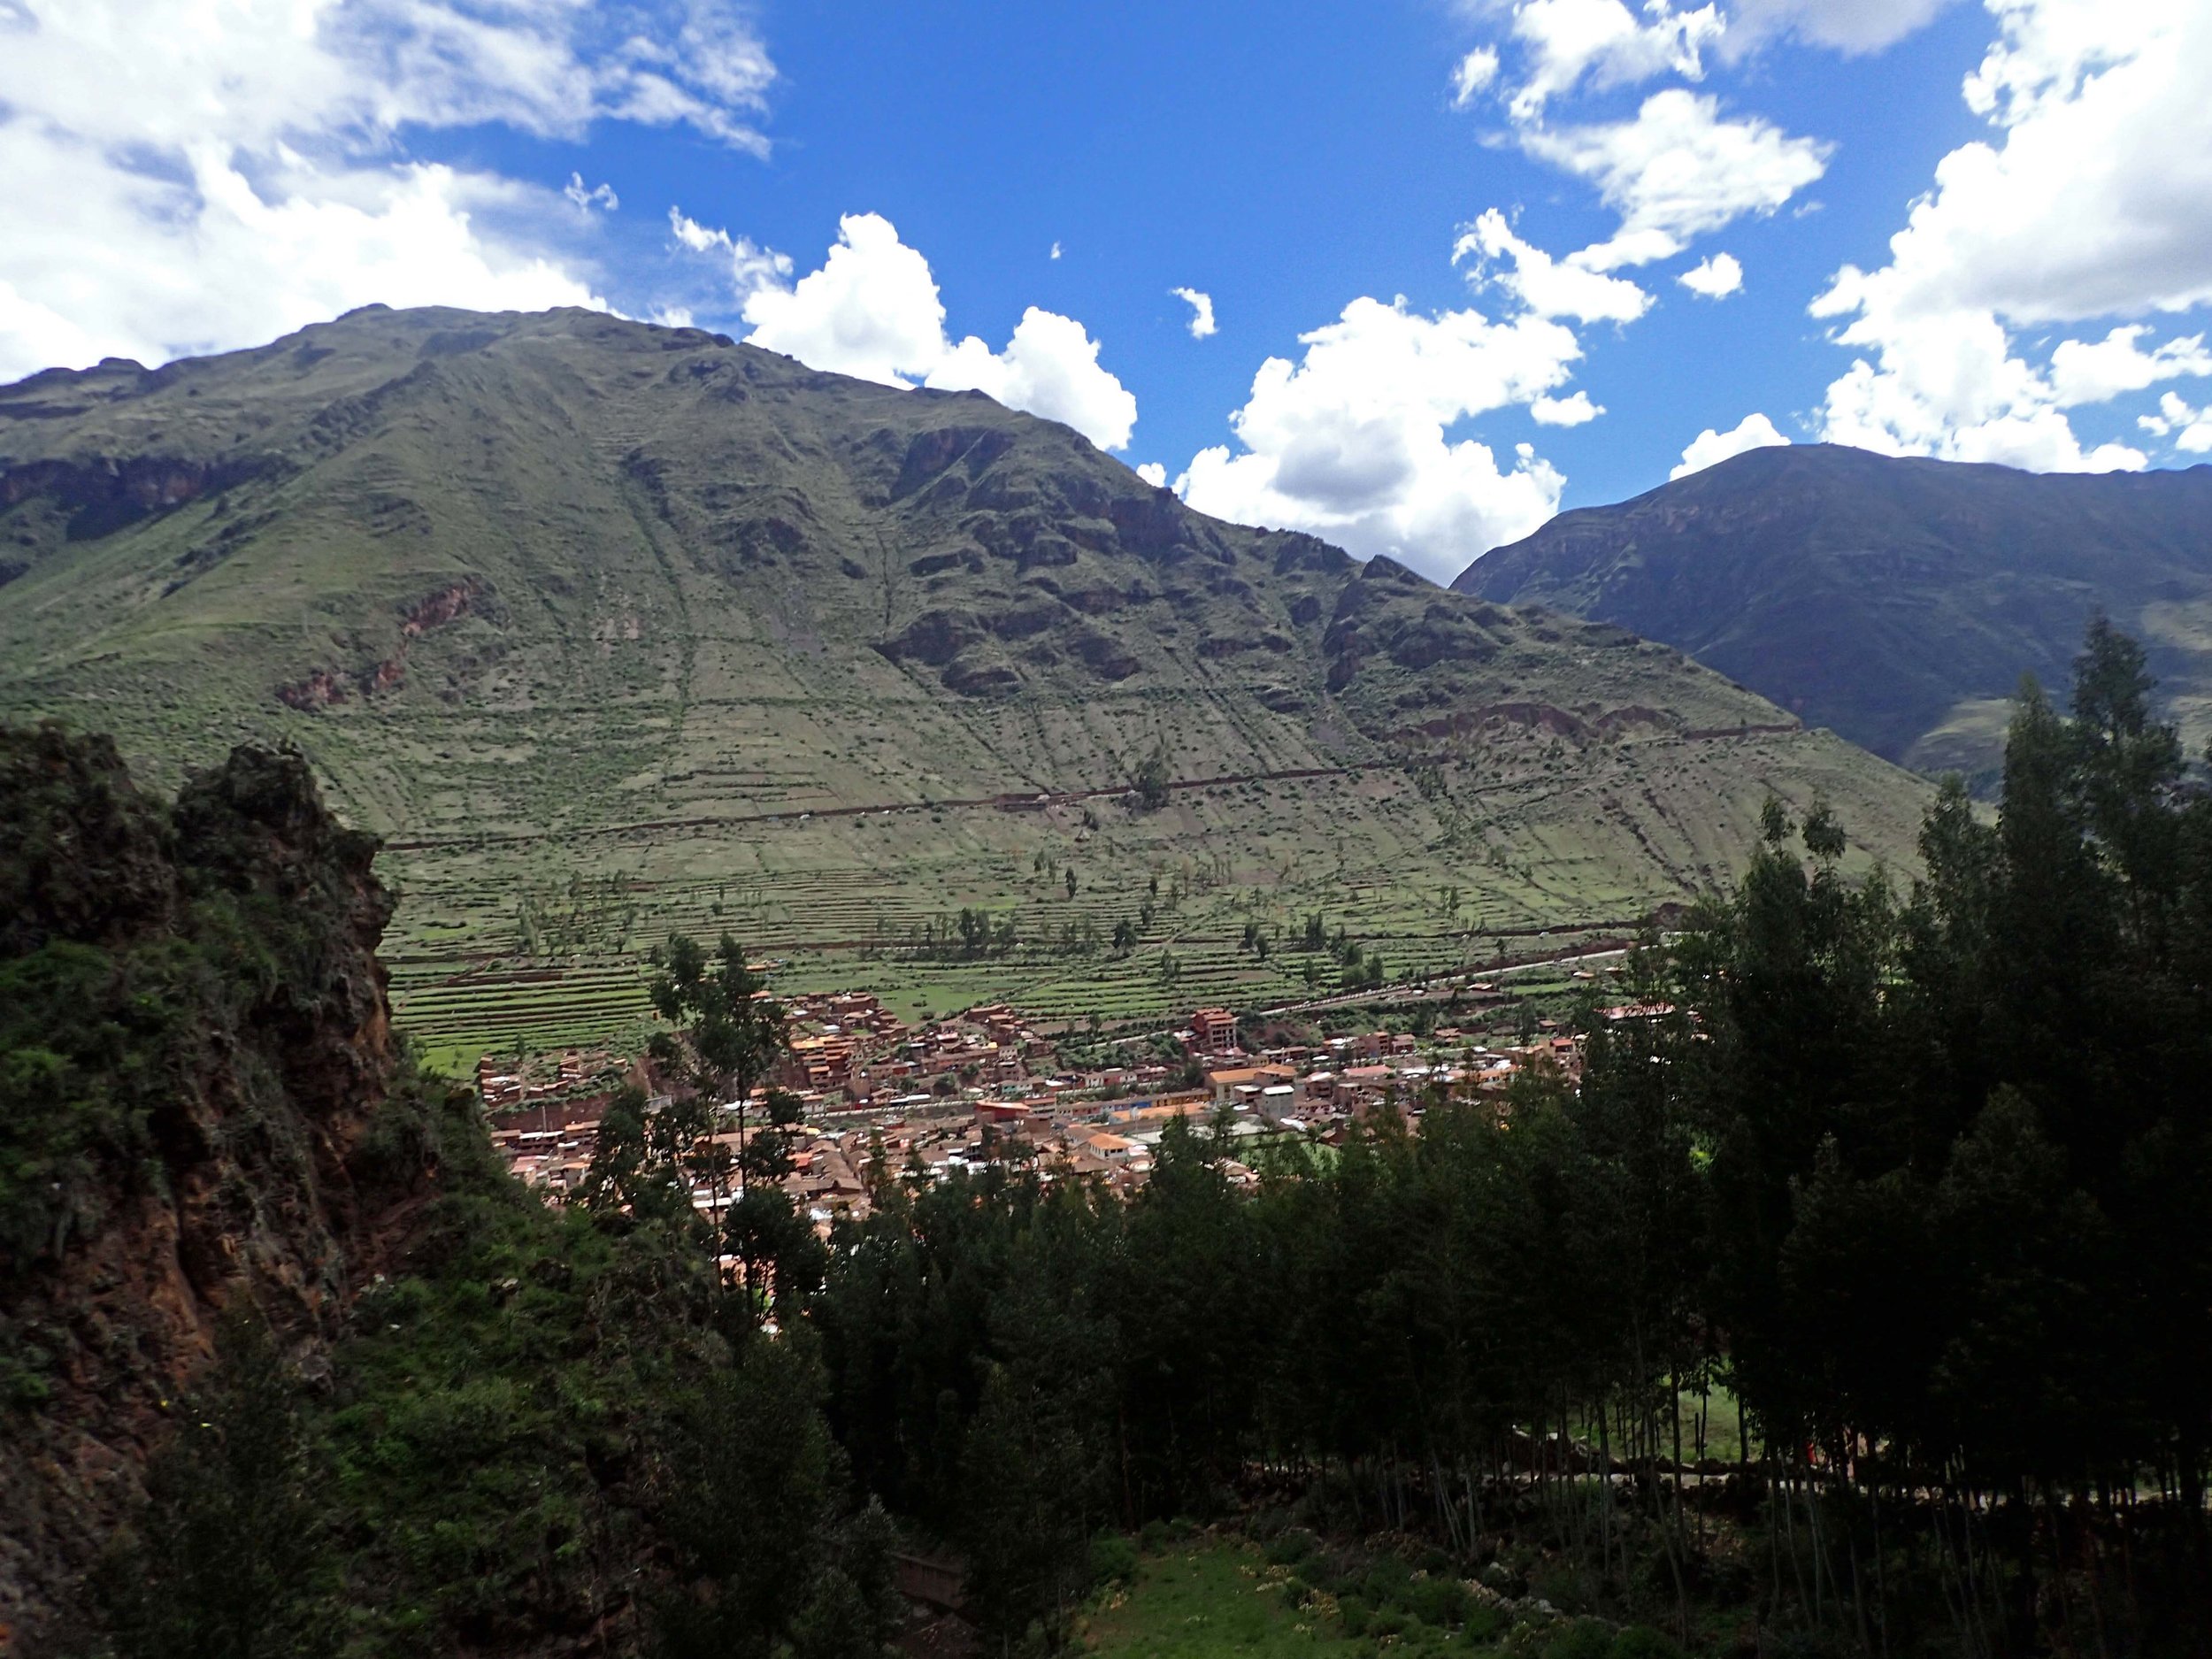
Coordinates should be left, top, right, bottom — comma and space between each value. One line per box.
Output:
1405, 1574, 1471, 1627
1364, 1555, 1414, 1604
96, 1311, 336, 1658
1531, 1562, 1595, 1611
1248, 1506, 1292, 1541
1087, 1534, 1138, 1587
1340, 1599, 1372, 1636
1547, 1619, 1615, 1659
1325, 1560, 1369, 1598
0, 1338, 53, 1410
1265, 1528, 1318, 1567
1610, 1628, 1686, 1659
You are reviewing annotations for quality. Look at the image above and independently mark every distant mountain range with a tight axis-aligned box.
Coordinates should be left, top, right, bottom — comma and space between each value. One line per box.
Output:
1454, 444, 2212, 785
0, 307, 1927, 1055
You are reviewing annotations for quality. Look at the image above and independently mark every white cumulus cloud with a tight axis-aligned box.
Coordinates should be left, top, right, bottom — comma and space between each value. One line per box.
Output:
1870, 0, 2212, 320
1724, 0, 1958, 54
1671, 411, 1791, 478
930, 308, 1139, 452
1135, 462, 1170, 487
0, 0, 776, 380
1506, 0, 1724, 119
710, 211, 1138, 450
1522, 89, 1831, 270
740, 212, 951, 385
1172, 288, 1219, 339
1451, 46, 1502, 105
2138, 393, 2212, 453
1810, 0, 2212, 471
668, 208, 793, 295
1174, 295, 1578, 581
1678, 251, 1744, 298
1532, 390, 1606, 425
2046, 326, 2212, 406
0, 146, 604, 383
1455, 211, 1652, 324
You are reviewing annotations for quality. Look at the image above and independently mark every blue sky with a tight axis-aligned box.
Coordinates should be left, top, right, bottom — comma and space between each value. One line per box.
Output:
597, 0, 1989, 505
4, 0, 2210, 582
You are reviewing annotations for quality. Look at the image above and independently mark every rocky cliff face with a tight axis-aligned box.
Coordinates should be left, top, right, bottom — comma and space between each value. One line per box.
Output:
0, 725, 435, 1641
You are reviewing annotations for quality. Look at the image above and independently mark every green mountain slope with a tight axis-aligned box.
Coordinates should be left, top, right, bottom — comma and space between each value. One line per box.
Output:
0, 307, 1929, 1060
1452, 442, 2212, 781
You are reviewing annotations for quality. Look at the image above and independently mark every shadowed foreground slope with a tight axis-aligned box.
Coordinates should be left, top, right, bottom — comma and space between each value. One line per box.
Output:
0, 726, 898, 1655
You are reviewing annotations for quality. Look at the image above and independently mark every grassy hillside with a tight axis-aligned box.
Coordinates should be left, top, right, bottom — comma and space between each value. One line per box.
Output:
1453, 442, 2212, 785
0, 308, 1929, 1064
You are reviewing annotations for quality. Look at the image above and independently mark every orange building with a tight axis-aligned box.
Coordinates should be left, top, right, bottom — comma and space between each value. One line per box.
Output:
1190, 1006, 1240, 1056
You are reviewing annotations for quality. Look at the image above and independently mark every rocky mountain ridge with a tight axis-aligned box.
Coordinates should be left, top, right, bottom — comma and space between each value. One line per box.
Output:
0, 306, 1932, 1056
1453, 442, 2212, 782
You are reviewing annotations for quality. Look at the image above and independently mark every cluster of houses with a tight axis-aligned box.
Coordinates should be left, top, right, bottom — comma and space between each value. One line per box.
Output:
485, 988, 1634, 1233
776, 995, 1049, 1102
1180, 1027, 1585, 1127
475, 1046, 619, 1111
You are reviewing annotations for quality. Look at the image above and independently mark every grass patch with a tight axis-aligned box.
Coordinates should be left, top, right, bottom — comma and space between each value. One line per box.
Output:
1673, 1386, 1746, 1465
1081, 1536, 1502, 1659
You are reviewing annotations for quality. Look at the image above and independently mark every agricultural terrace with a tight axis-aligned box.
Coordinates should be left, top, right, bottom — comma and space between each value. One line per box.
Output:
380, 740, 1901, 1070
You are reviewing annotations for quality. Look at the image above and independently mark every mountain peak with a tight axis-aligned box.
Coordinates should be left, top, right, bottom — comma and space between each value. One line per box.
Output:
1455, 444, 2212, 778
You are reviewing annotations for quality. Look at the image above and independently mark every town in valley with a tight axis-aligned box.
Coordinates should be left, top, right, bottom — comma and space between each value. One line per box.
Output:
484, 967, 1668, 1232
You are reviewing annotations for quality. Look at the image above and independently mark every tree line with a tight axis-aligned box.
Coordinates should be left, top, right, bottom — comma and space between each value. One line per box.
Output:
794, 621, 2211, 1655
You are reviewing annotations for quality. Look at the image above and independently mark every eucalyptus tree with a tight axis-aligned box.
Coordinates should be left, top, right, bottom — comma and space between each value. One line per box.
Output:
649, 933, 789, 1216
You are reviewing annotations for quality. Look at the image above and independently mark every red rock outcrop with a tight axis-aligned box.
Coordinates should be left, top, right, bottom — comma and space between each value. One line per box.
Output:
0, 726, 435, 1641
